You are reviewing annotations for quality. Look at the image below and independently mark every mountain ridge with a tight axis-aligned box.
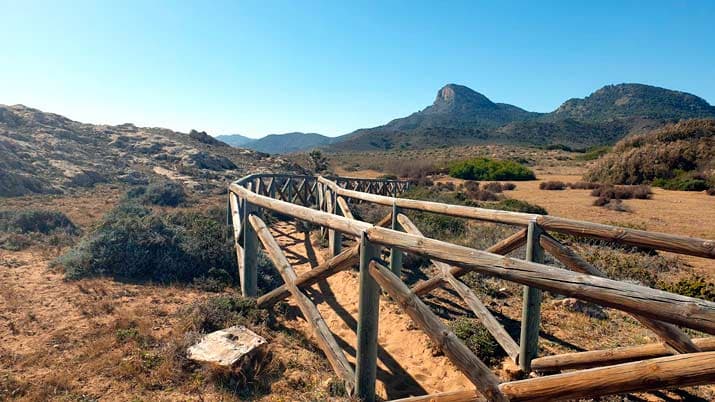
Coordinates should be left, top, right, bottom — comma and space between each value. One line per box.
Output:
326, 82, 715, 151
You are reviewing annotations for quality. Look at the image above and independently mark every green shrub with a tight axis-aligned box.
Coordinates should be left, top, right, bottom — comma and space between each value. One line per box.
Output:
126, 181, 188, 206
448, 158, 535, 181
183, 295, 269, 333
411, 212, 467, 239
575, 145, 611, 161
0, 209, 78, 235
652, 177, 709, 191
579, 245, 679, 287
449, 317, 504, 367
488, 199, 547, 215
56, 202, 234, 283
658, 276, 715, 302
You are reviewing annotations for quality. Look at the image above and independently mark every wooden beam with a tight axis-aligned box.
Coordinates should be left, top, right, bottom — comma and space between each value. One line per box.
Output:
229, 183, 715, 334
336, 196, 355, 220
364, 226, 715, 335
540, 233, 700, 354
256, 244, 360, 308
317, 176, 715, 259
500, 351, 715, 402
389, 203, 403, 277
241, 202, 258, 297
397, 214, 520, 362
388, 389, 485, 402
248, 215, 355, 388
392, 351, 715, 402
531, 337, 715, 372
369, 260, 509, 402
519, 221, 543, 372
355, 233, 381, 402
410, 227, 527, 296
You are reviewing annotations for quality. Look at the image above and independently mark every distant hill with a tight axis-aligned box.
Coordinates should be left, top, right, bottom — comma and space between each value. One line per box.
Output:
215, 133, 253, 147
584, 119, 715, 186
0, 105, 300, 197
327, 83, 715, 151
241, 132, 333, 154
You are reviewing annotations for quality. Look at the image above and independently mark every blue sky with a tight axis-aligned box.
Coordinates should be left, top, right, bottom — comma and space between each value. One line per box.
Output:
1, 1, 714, 138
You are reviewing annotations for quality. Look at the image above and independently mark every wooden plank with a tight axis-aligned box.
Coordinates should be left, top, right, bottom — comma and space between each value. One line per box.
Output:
410, 227, 527, 296
519, 221, 543, 372
389, 203, 403, 276
248, 215, 355, 388
388, 389, 485, 402
256, 244, 360, 308
355, 233, 381, 402
369, 260, 508, 402
228, 193, 244, 273
398, 214, 520, 362
336, 196, 355, 220
540, 233, 700, 354
500, 351, 715, 402
241, 202, 258, 297
531, 337, 715, 372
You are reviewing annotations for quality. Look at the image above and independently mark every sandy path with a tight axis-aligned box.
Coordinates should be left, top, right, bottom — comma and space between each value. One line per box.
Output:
269, 221, 473, 400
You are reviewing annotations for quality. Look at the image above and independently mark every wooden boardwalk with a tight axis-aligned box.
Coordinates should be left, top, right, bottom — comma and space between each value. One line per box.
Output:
228, 173, 715, 402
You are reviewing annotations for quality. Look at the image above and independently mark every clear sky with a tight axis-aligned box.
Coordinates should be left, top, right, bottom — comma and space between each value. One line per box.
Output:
1, 1, 714, 138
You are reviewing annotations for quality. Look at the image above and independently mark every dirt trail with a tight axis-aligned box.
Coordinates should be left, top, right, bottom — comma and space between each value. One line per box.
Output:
269, 221, 473, 400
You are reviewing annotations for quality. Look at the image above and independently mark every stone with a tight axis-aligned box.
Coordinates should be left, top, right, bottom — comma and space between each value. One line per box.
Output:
187, 326, 267, 367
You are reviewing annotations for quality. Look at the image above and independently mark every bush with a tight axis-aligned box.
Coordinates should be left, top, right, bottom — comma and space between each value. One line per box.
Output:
448, 158, 535, 181
658, 276, 715, 302
707, 188, 715, 196
652, 176, 709, 191
569, 181, 602, 190
56, 202, 234, 283
411, 213, 467, 239
470, 189, 499, 201
126, 181, 188, 206
449, 317, 504, 367
482, 182, 504, 193
590, 185, 652, 200
539, 181, 567, 190
489, 199, 548, 215
579, 245, 678, 287
0, 209, 79, 235
183, 295, 269, 333
501, 182, 516, 191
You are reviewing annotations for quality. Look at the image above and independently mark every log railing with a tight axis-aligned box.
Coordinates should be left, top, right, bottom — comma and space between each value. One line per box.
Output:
228, 173, 715, 402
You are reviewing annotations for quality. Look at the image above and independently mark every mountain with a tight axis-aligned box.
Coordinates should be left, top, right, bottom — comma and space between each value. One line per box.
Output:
0, 105, 300, 197
550, 83, 715, 121
215, 133, 253, 147
241, 132, 333, 154
329, 84, 539, 151
328, 83, 715, 151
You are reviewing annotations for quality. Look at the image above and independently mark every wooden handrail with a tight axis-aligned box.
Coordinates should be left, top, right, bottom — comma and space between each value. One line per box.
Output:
317, 176, 715, 259
229, 181, 715, 334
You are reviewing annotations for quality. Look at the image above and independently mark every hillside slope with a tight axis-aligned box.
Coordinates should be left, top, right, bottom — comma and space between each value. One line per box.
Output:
214, 133, 253, 147
328, 83, 715, 151
584, 119, 715, 185
0, 105, 300, 197
243, 132, 333, 154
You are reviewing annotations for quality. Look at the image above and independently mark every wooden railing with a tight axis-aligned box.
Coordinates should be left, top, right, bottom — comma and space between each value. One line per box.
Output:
228, 173, 715, 402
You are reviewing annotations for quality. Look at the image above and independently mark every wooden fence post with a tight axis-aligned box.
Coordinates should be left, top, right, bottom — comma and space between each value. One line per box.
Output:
241, 202, 258, 297
328, 190, 342, 256
389, 203, 403, 276
356, 232, 381, 402
519, 220, 544, 371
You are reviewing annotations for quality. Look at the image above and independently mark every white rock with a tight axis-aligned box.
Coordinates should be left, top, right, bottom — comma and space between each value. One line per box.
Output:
187, 326, 266, 367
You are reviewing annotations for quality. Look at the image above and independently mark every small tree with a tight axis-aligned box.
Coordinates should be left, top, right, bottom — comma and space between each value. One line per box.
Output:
308, 149, 328, 173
